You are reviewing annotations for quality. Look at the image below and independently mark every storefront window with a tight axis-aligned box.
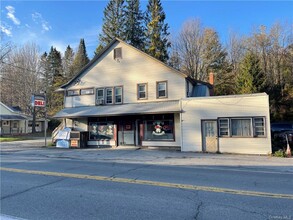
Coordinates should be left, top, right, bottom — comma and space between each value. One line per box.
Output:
144, 120, 174, 141
89, 122, 114, 140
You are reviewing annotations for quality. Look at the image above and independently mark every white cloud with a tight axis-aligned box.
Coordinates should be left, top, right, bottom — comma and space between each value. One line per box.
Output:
0, 24, 12, 37
31, 12, 51, 33
6, 6, 20, 25
32, 12, 41, 23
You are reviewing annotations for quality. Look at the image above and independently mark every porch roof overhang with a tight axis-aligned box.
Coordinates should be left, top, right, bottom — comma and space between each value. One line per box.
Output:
54, 100, 181, 118
0, 115, 27, 120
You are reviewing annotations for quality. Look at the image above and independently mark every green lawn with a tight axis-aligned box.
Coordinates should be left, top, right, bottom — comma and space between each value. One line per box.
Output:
0, 137, 27, 142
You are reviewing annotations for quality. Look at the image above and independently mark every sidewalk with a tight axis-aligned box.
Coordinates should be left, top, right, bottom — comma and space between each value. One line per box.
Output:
1, 139, 292, 172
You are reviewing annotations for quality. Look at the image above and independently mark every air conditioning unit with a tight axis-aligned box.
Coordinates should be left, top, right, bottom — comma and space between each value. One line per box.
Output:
96, 99, 104, 105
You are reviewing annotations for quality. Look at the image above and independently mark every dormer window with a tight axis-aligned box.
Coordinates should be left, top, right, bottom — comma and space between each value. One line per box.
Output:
114, 47, 122, 60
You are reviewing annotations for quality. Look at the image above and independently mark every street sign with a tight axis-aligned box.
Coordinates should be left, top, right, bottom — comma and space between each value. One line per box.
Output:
31, 95, 46, 107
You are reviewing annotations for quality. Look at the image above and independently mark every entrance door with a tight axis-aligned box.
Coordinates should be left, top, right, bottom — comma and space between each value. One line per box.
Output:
118, 121, 135, 146
202, 120, 218, 153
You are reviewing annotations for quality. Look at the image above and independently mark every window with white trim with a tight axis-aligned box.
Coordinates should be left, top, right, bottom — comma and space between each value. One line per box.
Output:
96, 88, 104, 102
115, 87, 122, 104
253, 117, 265, 137
218, 117, 266, 138
106, 88, 113, 104
219, 118, 229, 136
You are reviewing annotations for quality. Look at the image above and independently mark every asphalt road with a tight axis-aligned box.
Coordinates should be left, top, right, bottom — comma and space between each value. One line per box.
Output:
1, 145, 293, 220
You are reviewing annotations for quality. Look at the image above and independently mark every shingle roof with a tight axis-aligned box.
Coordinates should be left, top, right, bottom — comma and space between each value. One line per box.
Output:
0, 115, 28, 120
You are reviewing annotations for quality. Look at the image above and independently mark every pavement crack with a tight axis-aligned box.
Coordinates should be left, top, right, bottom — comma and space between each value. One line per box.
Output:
1, 178, 65, 201
110, 164, 152, 178
194, 201, 203, 220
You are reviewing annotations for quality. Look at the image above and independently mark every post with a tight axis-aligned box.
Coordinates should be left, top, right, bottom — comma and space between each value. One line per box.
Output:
32, 105, 36, 133
44, 92, 47, 147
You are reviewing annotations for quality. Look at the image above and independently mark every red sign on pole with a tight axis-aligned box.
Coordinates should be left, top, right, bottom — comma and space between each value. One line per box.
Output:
34, 99, 45, 107
32, 95, 46, 107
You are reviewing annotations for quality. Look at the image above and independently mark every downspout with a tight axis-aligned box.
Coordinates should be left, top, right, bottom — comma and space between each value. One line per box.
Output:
180, 99, 183, 151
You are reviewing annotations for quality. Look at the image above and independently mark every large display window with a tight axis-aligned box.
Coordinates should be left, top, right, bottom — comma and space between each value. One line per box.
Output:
144, 120, 174, 141
89, 122, 114, 140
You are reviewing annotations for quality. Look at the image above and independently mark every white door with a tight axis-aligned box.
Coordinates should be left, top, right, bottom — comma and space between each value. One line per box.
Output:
202, 120, 218, 153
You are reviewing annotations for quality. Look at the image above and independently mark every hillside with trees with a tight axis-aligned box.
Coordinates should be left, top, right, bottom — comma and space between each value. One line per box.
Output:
0, 0, 292, 121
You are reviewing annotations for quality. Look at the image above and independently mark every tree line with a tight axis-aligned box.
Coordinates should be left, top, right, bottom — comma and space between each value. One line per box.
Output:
0, 0, 292, 122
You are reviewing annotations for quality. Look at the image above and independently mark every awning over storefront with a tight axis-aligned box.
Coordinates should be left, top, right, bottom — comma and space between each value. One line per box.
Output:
0, 115, 27, 120
54, 100, 181, 118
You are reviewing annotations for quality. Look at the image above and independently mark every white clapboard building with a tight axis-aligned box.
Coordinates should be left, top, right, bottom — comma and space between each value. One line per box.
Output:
54, 38, 271, 154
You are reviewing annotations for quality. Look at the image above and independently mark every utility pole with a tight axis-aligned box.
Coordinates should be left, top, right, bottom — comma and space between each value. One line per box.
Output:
44, 91, 47, 147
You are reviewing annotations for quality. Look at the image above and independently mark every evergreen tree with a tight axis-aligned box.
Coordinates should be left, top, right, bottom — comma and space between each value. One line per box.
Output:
237, 52, 263, 94
98, 0, 125, 47
145, 0, 170, 62
72, 39, 90, 75
95, 44, 104, 56
47, 46, 65, 115
201, 28, 227, 81
63, 45, 75, 81
124, 0, 145, 50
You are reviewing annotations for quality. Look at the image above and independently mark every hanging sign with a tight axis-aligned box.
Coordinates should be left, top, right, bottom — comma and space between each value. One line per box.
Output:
31, 95, 46, 107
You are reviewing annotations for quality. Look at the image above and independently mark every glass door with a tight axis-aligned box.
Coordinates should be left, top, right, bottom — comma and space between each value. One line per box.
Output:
118, 121, 135, 146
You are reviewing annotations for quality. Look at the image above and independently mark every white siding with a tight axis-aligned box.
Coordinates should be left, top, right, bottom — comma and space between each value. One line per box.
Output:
181, 93, 271, 154
0, 103, 14, 114
65, 95, 95, 108
64, 41, 186, 108
65, 118, 88, 131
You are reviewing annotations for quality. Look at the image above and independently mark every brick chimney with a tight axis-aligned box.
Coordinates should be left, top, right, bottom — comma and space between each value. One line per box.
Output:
209, 72, 214, 85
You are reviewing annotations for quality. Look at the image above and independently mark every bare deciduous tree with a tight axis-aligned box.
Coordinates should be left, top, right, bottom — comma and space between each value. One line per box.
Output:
0, 42, 43, 115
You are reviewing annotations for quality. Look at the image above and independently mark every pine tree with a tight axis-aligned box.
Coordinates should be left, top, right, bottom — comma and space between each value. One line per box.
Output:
145, 0, 170, 62
98, 0, 125, 47
72, 39, 90, 75
95, 44, 104, 56
63, 45, 75, 81
237, 52, 263, 94
124, 0, 145, 50
47, 47, 65, 115
201, 28, 227, 81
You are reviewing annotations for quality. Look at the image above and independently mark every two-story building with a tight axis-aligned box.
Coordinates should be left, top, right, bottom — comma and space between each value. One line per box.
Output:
54, 38, 272, 154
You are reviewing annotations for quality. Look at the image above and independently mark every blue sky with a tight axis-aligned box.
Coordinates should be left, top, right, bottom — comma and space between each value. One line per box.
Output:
1, 1, 292, 58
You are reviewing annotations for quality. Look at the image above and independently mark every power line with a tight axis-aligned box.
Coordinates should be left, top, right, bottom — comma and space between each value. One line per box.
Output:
1, 61, 43, 75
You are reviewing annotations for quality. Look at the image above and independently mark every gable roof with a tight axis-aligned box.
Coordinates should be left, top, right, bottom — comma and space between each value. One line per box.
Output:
59, 38, 212, 90
0, 101, 17, 114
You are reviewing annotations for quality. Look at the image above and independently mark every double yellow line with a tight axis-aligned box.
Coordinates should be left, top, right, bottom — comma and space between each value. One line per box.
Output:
1, 167, 292, 200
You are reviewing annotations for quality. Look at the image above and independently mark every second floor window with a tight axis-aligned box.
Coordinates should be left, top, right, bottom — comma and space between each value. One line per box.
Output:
138, 83, 147, 100
115, 87, 122, 104
106, 88, 113, 104
157, 81, 167, 98
96, 89, 104, 100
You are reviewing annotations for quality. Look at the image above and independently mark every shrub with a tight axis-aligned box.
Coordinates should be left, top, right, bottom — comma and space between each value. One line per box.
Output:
273, 149, 286, 157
